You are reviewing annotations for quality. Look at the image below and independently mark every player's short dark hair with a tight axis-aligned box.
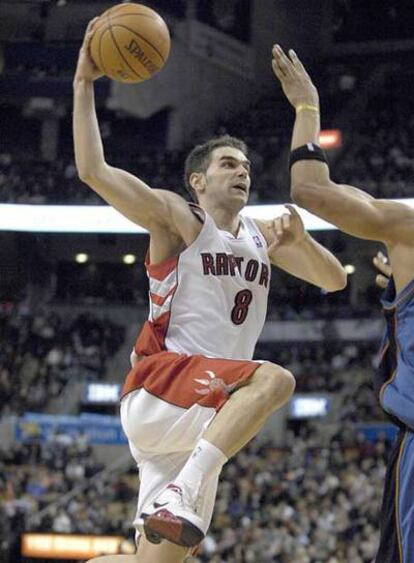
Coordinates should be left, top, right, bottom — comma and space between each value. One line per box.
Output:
184, 135, 248, 201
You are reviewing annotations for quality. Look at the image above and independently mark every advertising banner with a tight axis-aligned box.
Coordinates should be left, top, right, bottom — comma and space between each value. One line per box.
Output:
15, 412, 127, 445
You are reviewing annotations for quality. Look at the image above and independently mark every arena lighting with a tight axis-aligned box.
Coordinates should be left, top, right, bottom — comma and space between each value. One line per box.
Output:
289, 395, 331, 419
123, 253, 137, 264
21, 533, 134, 559
85, 382, 121, 403
75, 252, 89, 263
344, 264, 356, 274
319, 129, 342, 149
22, 534, 135, 561
0, 199, 413, 233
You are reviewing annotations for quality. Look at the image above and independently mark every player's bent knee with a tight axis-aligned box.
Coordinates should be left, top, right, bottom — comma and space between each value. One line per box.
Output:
254, 363, 296, 404
268, 364, 296, 399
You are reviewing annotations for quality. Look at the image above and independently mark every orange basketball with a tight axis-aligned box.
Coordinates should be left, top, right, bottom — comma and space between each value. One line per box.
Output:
89, 3, 171, 84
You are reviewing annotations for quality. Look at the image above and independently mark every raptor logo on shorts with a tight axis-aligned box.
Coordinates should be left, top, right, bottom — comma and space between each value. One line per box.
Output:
194, 370, 237, 396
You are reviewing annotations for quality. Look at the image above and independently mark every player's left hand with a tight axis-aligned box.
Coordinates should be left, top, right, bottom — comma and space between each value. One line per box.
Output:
74, 18, 104, 83
373, 251, 392, 289
267, 205, 306, 254
272, 44, 319, 109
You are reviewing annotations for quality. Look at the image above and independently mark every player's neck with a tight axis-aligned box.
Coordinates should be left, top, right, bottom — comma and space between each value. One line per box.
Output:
202, 204, 241, 236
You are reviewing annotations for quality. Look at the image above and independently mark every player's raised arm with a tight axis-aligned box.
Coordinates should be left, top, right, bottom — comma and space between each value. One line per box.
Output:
256, 205, 346, 292
73, 20, 198, 241
271, 44, 414, 245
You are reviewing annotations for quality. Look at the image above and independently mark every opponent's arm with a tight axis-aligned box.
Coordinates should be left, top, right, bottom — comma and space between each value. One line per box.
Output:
271, 45, 414, 244
73, 21, 198, 242
256, 206, 347, 292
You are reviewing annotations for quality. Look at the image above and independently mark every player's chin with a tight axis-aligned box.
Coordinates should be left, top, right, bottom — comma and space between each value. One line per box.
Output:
229, 188, 249, 201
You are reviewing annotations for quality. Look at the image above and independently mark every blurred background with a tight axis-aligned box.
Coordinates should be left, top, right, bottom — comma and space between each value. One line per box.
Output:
1, 0, 414, 561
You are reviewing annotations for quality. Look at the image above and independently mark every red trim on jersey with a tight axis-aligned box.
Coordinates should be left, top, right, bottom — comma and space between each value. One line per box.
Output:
145, 252, 179, 281
121, 351, 260, 411
136, 252, 180, 354
150, 286, 177, 306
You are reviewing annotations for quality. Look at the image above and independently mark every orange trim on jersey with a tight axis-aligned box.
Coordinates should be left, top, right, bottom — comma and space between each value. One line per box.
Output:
138, 251, 179, 352
145, 252, 179, 281
150, 286, 177, 306
122, 351, 260, 411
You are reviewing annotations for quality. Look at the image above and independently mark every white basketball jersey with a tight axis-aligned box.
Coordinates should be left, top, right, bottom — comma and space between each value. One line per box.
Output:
135, 206, 270, 361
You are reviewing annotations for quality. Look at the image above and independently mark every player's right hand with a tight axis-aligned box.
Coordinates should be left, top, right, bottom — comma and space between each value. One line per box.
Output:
373, 251, 392, 289
74, 18, 103, 83
266, 205, 306, 255
272, 44, 319, 110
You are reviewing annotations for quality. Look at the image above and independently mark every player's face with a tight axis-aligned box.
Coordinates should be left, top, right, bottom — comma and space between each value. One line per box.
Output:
202, 147, 251, 208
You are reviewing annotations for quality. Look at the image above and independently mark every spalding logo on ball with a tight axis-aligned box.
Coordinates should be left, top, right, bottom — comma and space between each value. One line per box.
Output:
89, 3, 171, 83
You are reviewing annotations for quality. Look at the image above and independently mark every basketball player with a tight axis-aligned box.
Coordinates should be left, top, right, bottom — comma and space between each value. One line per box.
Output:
273, 44, 414, 563
74, 22, 346, 563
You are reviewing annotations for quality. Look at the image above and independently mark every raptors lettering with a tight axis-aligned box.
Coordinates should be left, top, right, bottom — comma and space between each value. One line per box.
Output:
201, 252, 269, 288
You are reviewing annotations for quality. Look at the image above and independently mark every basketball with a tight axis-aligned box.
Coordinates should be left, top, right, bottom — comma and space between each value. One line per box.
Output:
89, 3, 171, 84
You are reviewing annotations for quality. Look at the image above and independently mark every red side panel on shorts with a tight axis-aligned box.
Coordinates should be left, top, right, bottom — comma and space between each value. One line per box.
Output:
135, 313, 171, 356
122, 351, 259, 411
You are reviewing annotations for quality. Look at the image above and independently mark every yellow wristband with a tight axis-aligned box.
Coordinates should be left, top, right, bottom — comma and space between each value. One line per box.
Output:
296, 104, 319, 113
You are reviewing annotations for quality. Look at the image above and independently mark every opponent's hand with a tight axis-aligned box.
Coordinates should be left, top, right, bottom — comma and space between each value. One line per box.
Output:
272, 44, 319, 109
74, 18, 103, 83
373, 251, 392, 289
267, 205, 306, 254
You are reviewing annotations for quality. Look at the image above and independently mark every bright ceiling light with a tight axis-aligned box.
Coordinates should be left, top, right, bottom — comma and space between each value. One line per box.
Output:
123, 254, 136, 265
75, 253, 89, 264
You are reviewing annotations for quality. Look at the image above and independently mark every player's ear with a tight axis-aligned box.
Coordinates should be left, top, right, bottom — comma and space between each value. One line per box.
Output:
190, 172, 205, 195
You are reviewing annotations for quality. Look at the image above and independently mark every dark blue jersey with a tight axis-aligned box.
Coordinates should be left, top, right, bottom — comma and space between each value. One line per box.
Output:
376, 277, 414, 431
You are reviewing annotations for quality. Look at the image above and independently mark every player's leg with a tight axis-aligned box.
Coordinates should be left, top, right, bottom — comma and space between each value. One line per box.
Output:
376, 428, 414, 563
85, 537, 189, 563
136, 535, 190, 563
123, 353, 294, 461
140, 361, 294, 546
204, 361, 295, 457
119, 411, 211, 556
171, 361, 295, 495
397, 430, 414, 562
138, 459, 219, 548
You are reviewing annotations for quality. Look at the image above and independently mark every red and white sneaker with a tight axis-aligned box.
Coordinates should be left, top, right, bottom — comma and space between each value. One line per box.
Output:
137, 483, 205, 547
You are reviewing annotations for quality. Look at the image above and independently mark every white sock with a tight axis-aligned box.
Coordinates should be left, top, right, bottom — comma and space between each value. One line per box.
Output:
174, 439, 227, 492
